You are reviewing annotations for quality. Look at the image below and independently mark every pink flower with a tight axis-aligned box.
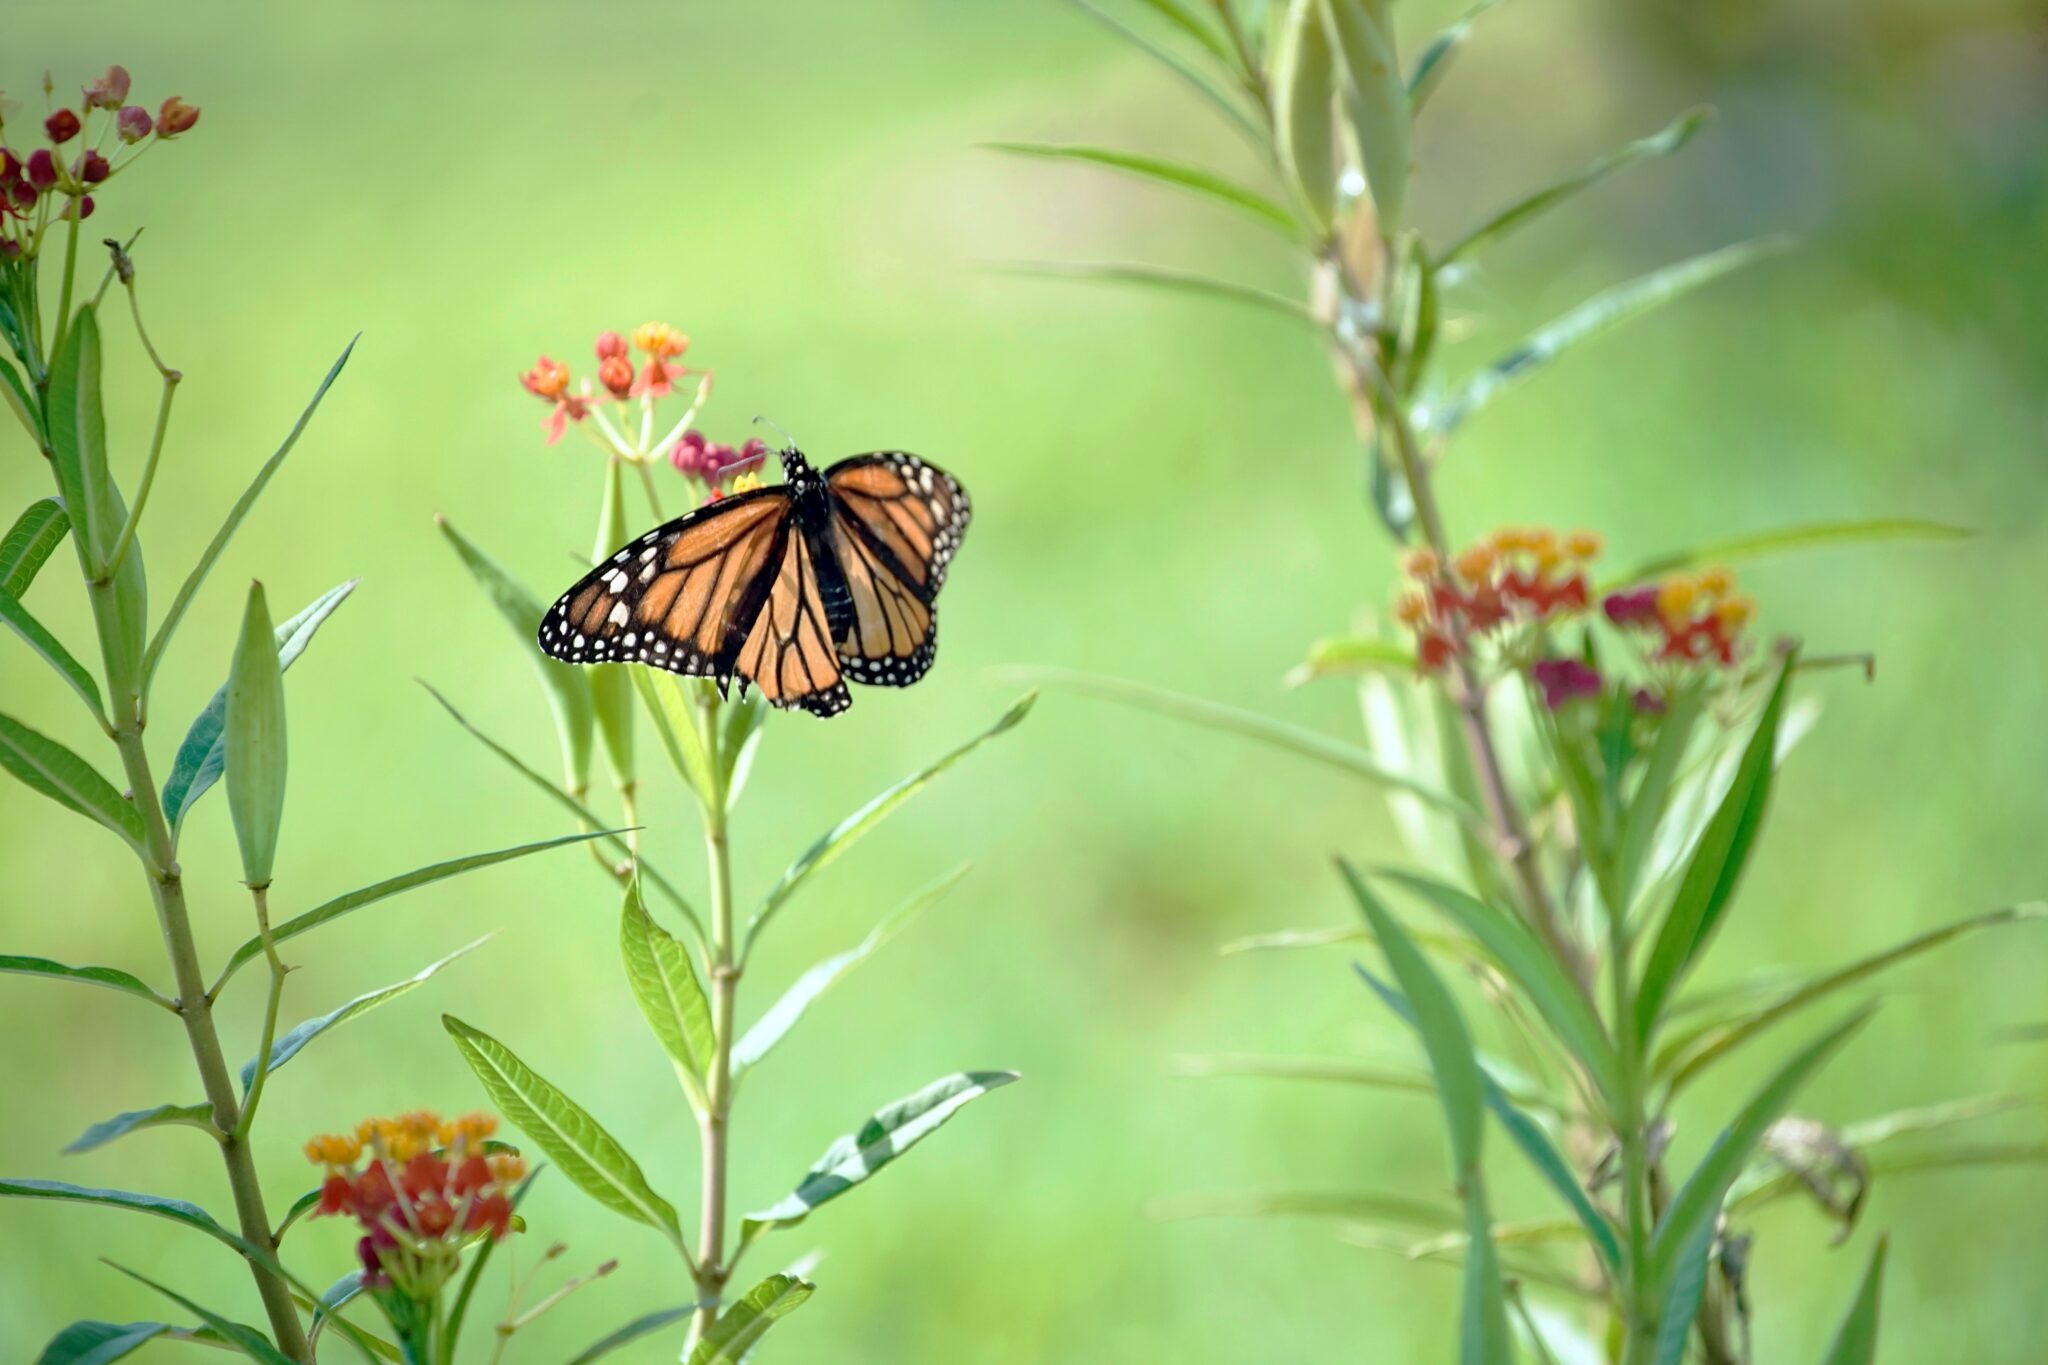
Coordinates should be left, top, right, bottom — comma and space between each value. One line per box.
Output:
156, 96, 200, 138
1531, 658, 1602, 710
84, 66, 131, 110
1603, 587, 1660, 627
116, 106, 153, 143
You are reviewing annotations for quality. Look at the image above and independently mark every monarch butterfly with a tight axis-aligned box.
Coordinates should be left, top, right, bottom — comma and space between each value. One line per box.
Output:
538, 448, 970, 717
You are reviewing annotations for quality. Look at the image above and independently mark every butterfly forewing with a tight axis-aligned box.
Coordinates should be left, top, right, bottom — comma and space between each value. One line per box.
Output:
822, 452, 970, 688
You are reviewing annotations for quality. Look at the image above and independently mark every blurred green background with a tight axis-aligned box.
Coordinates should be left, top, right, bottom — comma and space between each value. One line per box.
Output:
3, 0, 2045, 1358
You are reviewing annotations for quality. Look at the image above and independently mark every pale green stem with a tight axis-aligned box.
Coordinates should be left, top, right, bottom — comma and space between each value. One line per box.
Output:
106, 269, 181, 575
48, 211, 81, 360
234, 883, 290, 1141
689, 691, 740, 1351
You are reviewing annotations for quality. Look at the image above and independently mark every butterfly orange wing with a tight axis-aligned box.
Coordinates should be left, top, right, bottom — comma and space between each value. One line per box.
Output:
823, 453, 970, 687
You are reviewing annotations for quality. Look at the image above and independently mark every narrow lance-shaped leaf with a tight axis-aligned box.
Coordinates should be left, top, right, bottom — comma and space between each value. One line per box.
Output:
1611, 683, 1705, 914
103, 1263, 296, 1365
1, 498, 70, 598
1647, 1008, 1873, 1295
1324, 0, 1410, 229
1131, 0, 1237, 65
985, 142, 1302, 238
45, 307, 119, 570
746, 695, 1034, 952
33, 1320, 176, 1365
442, 1016, 685, 1244
1618, 518, 1970, 585
1820, 1237, 1889, 1365
1272, 0, 1339, 233
634, 668, 718, 812
620, 880, 715, 1093
1649, 1217, 1716, 1365
1407, 0, 1503, 111
1063, 0, 1266, 144
736, 866, 967, 1076
241, 938, 488, 1091
225, 581, 287, 888
720, 688, 769, 809
687, 1274, 815, 1365
742, 1071, 1020, 1239
1635, 653, 1796, 1044
214, 829, 614, 996
1440, 107, 1713, 263
1286, 634, 1416, 686
0, 352, 39, 446
0, 1178, 239, 1252
162, 579, 357, 832
1430, 237, 1789, 435
0, 955, 173, 1010
145, 336, 356, 686
0, 711, 146, 851
436, 514, 596, 793
993, 261, 1316, 324
568, 1305, 709, 1365
1340, 864, 1512, 1365
65, 1103, 216, 1155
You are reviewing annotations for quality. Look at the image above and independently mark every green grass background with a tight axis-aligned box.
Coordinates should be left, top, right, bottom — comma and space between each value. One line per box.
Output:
3, 0, 2045, 1358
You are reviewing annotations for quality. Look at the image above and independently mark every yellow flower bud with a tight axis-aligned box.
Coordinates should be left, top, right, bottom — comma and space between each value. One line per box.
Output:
1656, 578, 1699, 621
1453, 544, 1496, 582
1393, 592, 1428, 626
1564, 529, 1603, 561
1696, 566, 1735, 596
1400, 547, 1439, 578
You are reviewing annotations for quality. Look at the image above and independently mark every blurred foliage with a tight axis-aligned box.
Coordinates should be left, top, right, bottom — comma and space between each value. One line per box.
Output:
1, 0, 2044, 1359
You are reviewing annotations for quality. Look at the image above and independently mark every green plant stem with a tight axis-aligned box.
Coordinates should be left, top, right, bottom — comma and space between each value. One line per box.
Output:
1603, 905, 1658, 1364
106, 268, 182, 576
235, 884, 290, 1141
48, 212, 81, 363
691, 691, 739, 1349
107, 718, 313, 1361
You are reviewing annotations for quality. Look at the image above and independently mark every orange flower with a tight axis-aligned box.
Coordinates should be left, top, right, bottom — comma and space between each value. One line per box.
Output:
519, 355, 568, 401
632, 321, 688, 359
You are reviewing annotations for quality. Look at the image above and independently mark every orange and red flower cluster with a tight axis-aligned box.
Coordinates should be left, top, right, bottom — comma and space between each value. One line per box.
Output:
305, 1111, 524, 1292
1, 67, 198, 260
1602, 567, 1755, 667
1395, 526, 1603, 672
518, 320, 715, 451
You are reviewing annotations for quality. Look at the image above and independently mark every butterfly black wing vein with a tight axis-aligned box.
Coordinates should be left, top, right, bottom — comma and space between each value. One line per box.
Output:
535, 449, 969, 717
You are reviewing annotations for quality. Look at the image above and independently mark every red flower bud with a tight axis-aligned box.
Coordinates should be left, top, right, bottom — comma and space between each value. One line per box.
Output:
5, 180, 34, 212
78, 150, 110, 184
74, 194, 95, 220
84, 65, 131, 109
26, 149, 57, 190
593, 330, 627, 361
117, 105, 153, 143
156, 96, 200, 138
44, 109, 81, 144
598, 354, 634, 398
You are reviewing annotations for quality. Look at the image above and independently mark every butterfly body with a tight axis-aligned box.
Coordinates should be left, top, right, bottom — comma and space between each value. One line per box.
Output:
538, 448, 970, 717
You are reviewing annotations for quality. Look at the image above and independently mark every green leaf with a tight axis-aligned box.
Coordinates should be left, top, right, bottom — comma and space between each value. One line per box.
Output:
1441, 107, 1713, 263
986, 143, 1301, 238
687, 1274, 815, 1365
225, 581, 288, 888
736, 866, 966, 1077
420, 681, 705, 940
144, 337, 356, 687
446, 1168, 542, 1353
1063, 0, 1265, 143
745, 695, 1033, 952
1648, 1217, 1715, 1365
993, 261, 1315, 323
1339, 865, 1511, 1365
621, 880, 715, 1088
65, 1103, 216, 1154
0, 1179, 238, 1251
34, 1320, 171, 1365
719, 688, 769, 808
634, 667, 718, 811
1660, 903, 2046, 1095
2, 498, 69, 598
1619, 518, 1971, 585
45, 307, 117, 569
0, 955, 172, 1010
436, 514, 596, 792
1431, 237, 1789, 435
1635, 654, 1795, 1044
568, 1305, 707, 1365
0, 577, 110, 724
0, 710, 145, 851
241, 938, 485, 1090
1647, 1008, 1873, 1295
103, 1263, 296, 1365
1171, 1051, 1571, 1119
1481, 1078, 1624, 1281
1407, 0, 1503, 111
162, 579, 357, 833
1611, 683, 1704, 914
743, 1071, 1019, 1238
1378, 870, 1622, 1108
1010, 668, 1477, 820
1149, 1186, 1460, 1227
1324, 0, 1410, 228
1272, 0, 1339, 233
443, 1015, 684, 1242
0, 352, 40, 446
1131, 0, 1237, 65
1820, 1237, 1889, 1365
214, 829, 611, 996
1285, 634, 1416, 685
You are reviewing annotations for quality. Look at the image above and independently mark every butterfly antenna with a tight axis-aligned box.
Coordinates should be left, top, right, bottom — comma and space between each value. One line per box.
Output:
752, 414, 801, 461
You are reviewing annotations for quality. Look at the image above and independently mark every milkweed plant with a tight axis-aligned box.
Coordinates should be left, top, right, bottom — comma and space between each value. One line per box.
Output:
1000, 3, 2039, 1362
1, 66, 630, 1364
421, 319, 1031, 1359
